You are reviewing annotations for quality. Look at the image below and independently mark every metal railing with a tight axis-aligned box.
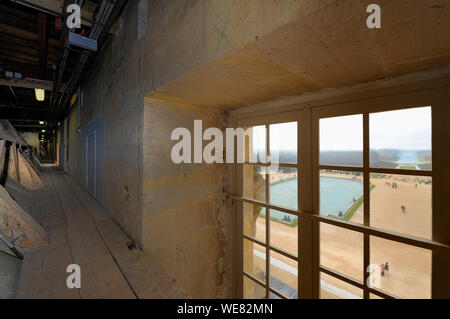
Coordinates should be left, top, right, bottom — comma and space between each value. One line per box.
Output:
231, 195, 450, 252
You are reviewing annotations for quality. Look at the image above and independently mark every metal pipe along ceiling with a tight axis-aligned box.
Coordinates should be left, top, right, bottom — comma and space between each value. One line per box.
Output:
50, 0, 126, 126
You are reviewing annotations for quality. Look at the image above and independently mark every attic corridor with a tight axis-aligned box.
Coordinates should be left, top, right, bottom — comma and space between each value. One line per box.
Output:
1, 0, 450, 302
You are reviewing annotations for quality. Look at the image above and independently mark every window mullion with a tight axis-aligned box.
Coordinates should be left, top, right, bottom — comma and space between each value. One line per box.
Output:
363, 113, 370, 299
265, 123, 270, 299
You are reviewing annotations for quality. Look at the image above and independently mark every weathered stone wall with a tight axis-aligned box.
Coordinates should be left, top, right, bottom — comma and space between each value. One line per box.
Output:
143, 97, 231, 298
67, 106, 82, 184
67, 2, 144, 246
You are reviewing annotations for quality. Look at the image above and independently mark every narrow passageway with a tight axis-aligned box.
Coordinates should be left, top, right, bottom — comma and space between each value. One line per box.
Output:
1, 0, 449, 301
16, 167, 188, 299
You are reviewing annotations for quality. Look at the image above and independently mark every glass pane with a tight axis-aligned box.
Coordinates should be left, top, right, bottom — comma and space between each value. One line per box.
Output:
244, 239, 266, 283
320, 272, 363, 299
370, 106, 431, 170
245, 125, 267, 163
370, 293, 383, 299
243, 203, 266, 243
370, 236, 431, 299
243, 164, 266, 202
269, 292, 282, 299
320, 223, 364, 281
320, 170, 364, 224
370, 174, 432, 239
269, 250, 298, 299
269, 167, 297, 209
244, 276, 266, 299
320, 114, 363, 167
269, 210, 298, 256
270, 122, 297, 164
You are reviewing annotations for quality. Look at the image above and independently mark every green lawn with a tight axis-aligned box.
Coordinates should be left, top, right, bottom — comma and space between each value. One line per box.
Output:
342, 184, 376, 221
399, 165, 416, 170
270, 216, 298, 227
417, 155, 431, 163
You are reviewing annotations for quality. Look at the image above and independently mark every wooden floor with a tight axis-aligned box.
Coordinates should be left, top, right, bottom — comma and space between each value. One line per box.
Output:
16, 168, 188, 299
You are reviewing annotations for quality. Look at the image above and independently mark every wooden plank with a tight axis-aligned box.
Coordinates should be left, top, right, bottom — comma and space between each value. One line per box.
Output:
63, 174, 189, 298
16, 173, 78, 299
0, 140, 6, 174
51, 174, 136, 299
12, 143, 20, 182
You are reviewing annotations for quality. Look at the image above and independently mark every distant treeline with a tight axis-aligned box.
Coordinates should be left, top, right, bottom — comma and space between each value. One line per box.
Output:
320, 151, 363, 167
317, 149, 431, 168
370, 149, 399, 168
271, 149, 431, 169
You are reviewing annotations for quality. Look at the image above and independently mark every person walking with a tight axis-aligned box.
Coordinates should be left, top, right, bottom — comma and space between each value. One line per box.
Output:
385, 262, 390, 276
380, 263, 385, 277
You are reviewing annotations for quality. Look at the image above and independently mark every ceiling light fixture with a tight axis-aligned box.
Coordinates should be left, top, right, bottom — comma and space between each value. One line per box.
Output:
35, 88, 45, 101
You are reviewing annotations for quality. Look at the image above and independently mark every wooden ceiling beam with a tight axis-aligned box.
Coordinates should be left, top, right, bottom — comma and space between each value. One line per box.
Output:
0, 111, 50, 121
0, 49, 39, 65
2, 60, 53, 75
0, 23, 59, 47
0, 32, 58, 51
7, 124, 47, 128
0, 78, 55, 91
0, 104, 50, 112
37, 12, 48, 78
0, 3, 36, 21
10, 0, 64, 15
0, 43, 57, 61
0, 52, 55, 68
0, 11, 36, 32
9, 1, 121, 35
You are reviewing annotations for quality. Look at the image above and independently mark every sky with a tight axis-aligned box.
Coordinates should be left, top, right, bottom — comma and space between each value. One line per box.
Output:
320, 106, 431, 151
252, 106, 432, 152
252, 122, 297, 154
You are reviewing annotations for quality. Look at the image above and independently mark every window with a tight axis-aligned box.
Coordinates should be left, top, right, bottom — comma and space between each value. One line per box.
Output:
242, 121, 299, 299
318, 106, 433, 299
236, 99, 445, 299
370, 107, 431, 171
320, 115, 363, 167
